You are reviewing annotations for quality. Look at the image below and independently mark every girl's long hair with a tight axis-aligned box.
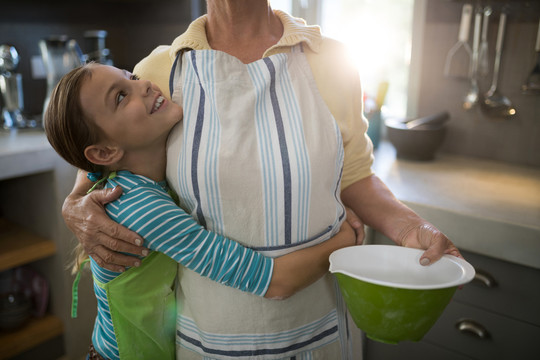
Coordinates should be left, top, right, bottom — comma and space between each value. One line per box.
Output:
43, 63, 104, 274
44, 63, 104, 174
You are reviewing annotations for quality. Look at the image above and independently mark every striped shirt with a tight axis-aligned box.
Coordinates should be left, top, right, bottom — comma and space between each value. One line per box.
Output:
90, 170, 274, 359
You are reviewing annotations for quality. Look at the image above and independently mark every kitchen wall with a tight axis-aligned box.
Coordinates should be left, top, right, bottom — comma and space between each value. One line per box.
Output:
0, 0, 194, 116
411, 0, 540, 167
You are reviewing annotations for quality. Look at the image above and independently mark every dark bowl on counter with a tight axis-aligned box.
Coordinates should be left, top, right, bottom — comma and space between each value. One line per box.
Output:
385, 112, 449, 161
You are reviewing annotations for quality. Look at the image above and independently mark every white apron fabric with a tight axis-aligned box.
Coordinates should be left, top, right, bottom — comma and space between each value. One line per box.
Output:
167, 46, 351, 359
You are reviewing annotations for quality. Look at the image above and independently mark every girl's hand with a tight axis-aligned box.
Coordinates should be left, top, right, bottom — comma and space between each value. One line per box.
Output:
265, 218, 358, 300
345, 207, 364, 245
326, 218, 358, 251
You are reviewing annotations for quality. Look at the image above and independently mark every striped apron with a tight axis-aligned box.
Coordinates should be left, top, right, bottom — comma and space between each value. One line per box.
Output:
166, 45, 351, 359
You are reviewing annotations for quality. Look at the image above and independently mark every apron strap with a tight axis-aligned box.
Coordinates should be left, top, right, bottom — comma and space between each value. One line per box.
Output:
169, 51, 186, 97
71, 258, 91, 318
86, 171, 117, 194
291, 43, 304, 53
169, 45, 304, 98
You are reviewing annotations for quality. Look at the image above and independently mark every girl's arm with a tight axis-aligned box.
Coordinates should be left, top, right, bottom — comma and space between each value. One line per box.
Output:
109, 180, 355, 298
265, 221, 355, 299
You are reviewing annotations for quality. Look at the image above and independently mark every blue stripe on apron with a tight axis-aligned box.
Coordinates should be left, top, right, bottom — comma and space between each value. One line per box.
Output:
273, 54, 310, 244
201, 50, 224, 235
180, 309, 337, 343
177, 53, 197, 216
248, 61, 280, 246
177, 326, 337, 357
169, 53, 181, 97
263, 57, 292, 245
190, 50, 207, 228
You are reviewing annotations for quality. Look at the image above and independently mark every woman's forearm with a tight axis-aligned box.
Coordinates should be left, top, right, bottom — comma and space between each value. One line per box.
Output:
341, 174, 420, 244
264, 222, 354, 299
342, 174, 462, 265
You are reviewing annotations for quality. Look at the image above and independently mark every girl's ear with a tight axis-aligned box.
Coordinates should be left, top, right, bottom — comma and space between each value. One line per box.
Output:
84, 144, 124, 166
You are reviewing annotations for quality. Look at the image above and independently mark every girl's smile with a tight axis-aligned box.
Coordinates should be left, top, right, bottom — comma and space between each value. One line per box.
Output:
79, 63, 182, 152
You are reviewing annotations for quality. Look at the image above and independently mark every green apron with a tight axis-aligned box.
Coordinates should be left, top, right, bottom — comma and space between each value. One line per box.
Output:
93, 251, 177, 359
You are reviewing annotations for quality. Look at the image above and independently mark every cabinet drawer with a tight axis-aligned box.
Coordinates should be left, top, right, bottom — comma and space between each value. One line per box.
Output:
456, 250, 540, 326
366, 337, 471, 360
424, 300, 540, 359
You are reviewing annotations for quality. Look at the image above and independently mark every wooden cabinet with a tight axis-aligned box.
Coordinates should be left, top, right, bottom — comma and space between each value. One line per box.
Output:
451, 251, 540, 327
364, 233, 540, 359
0, 220, 56, 271
366, 335, 471, 360
423, 250, 540, 359
0, 315, 63, 360
0, 208, 64, 360
0, 131, 86, 359
423, 298, 540, 359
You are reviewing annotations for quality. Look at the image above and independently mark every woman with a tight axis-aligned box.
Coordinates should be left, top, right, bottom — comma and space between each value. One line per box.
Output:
62, 1, 461, 358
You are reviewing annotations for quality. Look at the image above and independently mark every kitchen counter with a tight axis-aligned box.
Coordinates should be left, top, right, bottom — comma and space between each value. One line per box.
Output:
372, 141, 540, 269
0, 129, 59, 181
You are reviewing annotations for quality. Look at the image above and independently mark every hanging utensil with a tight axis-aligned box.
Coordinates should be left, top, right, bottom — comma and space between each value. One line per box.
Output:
464, 7, 482, 110
444, 4, 473, 78
478, 6, 492, 77
481, 12, 516, 118
522, 18, 540, 95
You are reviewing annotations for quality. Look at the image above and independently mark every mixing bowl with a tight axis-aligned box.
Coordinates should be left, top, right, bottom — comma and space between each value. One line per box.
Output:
329, 245, 475, 344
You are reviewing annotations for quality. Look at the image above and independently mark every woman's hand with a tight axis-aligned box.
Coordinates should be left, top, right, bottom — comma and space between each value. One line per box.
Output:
397, 221, 463, 266
342, 175, 463, 266
63, 171, 147, 272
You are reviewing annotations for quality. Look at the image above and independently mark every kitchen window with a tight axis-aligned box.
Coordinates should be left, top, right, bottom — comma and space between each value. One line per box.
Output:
274, 0, 415, 118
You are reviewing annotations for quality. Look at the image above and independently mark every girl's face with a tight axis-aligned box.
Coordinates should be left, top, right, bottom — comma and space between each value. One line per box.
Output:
79, 64, 182, 151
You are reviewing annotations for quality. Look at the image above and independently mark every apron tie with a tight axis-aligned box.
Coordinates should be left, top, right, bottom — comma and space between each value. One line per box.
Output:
87, 171, 117, 194
71, 258, 91, 318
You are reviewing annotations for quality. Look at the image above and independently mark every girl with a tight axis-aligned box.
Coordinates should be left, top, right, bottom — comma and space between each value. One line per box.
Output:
44, 63, 356, 360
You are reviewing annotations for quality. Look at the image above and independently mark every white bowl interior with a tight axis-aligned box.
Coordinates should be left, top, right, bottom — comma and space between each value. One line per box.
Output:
329, 245, 475, 290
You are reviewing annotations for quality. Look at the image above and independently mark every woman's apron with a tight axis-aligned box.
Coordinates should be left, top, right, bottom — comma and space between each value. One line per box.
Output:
167, 45, 351, 359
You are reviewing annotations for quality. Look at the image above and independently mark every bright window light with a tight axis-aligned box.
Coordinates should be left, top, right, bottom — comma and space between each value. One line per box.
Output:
320, 0, 414, 118
274, 0, 414, 118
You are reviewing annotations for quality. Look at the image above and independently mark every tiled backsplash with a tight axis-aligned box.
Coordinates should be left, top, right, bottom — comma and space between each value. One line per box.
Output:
414, 0, 540, 167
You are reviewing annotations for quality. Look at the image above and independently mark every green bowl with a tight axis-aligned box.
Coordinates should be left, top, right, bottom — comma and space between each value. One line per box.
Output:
329, 245, 475, 344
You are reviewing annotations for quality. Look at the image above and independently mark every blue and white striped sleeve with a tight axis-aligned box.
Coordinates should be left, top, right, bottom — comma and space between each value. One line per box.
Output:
105, 183, 273, 297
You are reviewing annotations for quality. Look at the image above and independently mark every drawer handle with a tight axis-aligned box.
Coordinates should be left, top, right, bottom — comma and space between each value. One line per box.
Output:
456, 319, 490, 339
473, 269, 498, 288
